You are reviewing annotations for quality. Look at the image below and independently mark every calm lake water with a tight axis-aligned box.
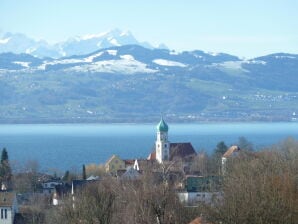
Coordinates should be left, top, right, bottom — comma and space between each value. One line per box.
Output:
0, 122, 297, 172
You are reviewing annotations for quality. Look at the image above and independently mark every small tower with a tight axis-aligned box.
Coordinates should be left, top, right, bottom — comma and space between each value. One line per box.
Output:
155, 118, 170, 163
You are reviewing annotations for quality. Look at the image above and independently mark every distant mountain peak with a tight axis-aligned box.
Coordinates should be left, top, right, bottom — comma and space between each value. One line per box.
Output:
80, 31, 111, 41
0, 29, 164, 58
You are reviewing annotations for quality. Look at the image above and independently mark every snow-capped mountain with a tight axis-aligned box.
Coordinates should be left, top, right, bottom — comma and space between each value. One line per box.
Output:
0, 29, 165, 58
0, 32, 61, 58
2, 45, 298, 76
0, 45, 241, 74
58, 28, 154, 57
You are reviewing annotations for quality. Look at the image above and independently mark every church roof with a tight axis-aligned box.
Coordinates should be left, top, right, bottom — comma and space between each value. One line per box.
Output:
148, 142, 197, 161
169, 143, 197, 160
157, 118, 169, 132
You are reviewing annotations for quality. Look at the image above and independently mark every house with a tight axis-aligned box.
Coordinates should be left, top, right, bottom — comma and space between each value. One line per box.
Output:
71, 178, 101, 195
41, 180, 63, 195
0, 192, 18, 224
123, 159, 135, 168
105, 155, 125, 174
131, 159, 157, 172
120, 166, 141, 180
52, 182, 72, 206
148, 118, 197, 164
221, 145, 240, 174
177, 176, 221, 205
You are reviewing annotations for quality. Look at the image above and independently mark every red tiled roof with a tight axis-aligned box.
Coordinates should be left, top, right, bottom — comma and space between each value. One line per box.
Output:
189, 217, 203, 224
147, 151, 156, 160
189, 217, 213, 224
223, 145, 240, 158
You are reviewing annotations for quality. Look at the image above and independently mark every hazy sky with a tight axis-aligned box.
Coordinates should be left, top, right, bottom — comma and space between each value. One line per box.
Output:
0, 0, 297, 58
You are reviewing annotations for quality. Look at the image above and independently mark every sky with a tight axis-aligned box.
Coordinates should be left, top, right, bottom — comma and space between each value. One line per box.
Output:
0, 0, 297, 58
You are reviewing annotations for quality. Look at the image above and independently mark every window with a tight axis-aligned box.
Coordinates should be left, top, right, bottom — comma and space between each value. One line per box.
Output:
0, 209, 7, 219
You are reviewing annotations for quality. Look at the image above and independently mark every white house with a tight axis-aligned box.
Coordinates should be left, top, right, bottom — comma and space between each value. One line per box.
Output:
41, 180, 63, 195
177, 175, 222, 206
177, 192, 221, 205
0, 192, 18, 224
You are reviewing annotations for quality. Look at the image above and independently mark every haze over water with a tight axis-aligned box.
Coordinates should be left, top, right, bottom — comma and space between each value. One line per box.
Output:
0, 122, 297, 172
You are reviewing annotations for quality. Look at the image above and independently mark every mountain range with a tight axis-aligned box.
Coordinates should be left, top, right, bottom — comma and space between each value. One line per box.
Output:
0, 30, 297, 123
0, 29, 165, 58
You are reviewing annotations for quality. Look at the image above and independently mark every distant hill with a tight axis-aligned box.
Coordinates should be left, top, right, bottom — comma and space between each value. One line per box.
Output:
0, 45, 297, 123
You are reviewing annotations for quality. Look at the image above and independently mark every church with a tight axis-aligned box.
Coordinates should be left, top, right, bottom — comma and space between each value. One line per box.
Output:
148, 118, 197, 163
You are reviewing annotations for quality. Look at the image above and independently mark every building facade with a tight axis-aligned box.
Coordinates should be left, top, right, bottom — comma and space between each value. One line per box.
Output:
0, 192, 18, 224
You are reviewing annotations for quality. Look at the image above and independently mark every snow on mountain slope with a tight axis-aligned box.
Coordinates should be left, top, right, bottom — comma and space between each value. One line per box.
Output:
4, 45, 294, 77
13, 61, 31, 68
153, 59, 187, 67
65, 58, 157, 74
0, 37, 10, 44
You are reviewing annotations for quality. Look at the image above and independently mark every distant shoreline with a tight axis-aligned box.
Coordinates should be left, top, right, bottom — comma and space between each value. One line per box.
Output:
0, 119, 296, 125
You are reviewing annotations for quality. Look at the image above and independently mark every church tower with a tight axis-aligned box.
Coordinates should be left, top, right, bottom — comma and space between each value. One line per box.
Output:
155, 118, 170, 163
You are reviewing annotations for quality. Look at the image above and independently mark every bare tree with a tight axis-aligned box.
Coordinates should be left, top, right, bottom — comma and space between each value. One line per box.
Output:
114, 162, 198, 224
12, 160, 41, 193
51, 177, 118, 224
203, 141, 298, 224
190, 150, 208, 175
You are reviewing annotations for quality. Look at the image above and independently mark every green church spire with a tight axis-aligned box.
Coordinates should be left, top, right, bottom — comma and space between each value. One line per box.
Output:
156, 118, 169, 132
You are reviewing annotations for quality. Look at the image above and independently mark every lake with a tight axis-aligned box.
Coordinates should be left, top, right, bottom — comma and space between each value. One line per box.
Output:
0, 122, 297, 172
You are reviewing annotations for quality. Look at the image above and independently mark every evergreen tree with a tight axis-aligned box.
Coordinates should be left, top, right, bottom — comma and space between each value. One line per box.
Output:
0, 148, 12, 190
215, 141, 228, 155
63, 170, 70, 182
1, 148, 8, 163
237, 136, 254, 151
82, 164, 87, 180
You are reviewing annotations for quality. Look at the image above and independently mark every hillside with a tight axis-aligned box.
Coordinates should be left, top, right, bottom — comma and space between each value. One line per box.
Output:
0, 46, 297, 123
